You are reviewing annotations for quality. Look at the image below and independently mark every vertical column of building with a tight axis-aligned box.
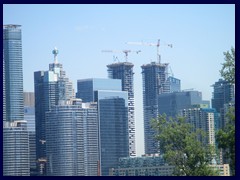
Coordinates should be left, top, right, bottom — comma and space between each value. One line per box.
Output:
24, 92, 37, 176
97, 91, 129, 175
3, 24, 30, 176
34, 48, 74, 175
107, 62, 136, 157
141, 62, 169, 155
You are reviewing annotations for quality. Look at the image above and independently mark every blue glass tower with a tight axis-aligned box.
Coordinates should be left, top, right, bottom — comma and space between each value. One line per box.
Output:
34, 48, 74, 175
3, 24, 30, 176
97, 90, 129, 176
3, 24, 24, 122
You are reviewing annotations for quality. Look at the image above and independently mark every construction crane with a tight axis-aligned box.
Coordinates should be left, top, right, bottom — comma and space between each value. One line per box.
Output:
102, 49, 141, 62
127, 39, 172, 64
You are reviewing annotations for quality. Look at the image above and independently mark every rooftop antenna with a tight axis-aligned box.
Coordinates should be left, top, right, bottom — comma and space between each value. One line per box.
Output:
52, 47, 59, 64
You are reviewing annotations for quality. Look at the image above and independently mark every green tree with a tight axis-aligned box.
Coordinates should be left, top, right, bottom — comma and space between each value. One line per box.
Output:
151, 115, 218, 176
216, 107, 235, 175
216, 47, 235, 175
220, 47, 235, 84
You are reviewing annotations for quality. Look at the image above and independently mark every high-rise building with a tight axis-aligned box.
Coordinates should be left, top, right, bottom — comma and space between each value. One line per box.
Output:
77, 78, 129, 176
211, 79, 235, 113
3, 121, 30, 176
96, 90, 129, 176
76, 78, 121, 102
3, 24, 30, 176
24, 92, 37, 176
180, 107, 216, 146
107, 62, 136, 156
45, 99, 98, 176
158, 91, 209, 118
141, 62, 181, 154
3, 24, 24, 122
34, 48, 74, 175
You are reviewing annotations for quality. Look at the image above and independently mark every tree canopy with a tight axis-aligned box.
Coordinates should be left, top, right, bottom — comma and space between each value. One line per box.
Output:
151, 115, 218, 176
220, 47, 235, 84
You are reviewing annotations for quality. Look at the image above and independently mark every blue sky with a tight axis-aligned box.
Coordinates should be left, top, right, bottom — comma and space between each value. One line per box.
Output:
3, 4, 235, 156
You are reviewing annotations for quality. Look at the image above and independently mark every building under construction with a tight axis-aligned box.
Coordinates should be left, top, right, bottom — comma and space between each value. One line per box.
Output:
107, 62, 136, 157
141, 62, 180, 154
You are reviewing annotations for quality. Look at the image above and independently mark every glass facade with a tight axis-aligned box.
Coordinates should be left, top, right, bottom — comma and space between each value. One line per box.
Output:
97, 90, 129, 176
34, 49, 74, 175
211, 79, 235, 113
107, 62, 136, 157
3, 24, 24, 122
24, 106, 37, 175
158, 91, 207, 117
76, 78, 121, 102
3, 121, 30, 176
45, 100, 98, 176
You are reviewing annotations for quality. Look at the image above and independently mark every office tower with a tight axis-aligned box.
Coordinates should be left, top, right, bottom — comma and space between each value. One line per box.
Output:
180, 107, 216, 146
3, 24, 30, 176
45, 99, 98, 176
24, 92, 37, 175
211, 79, 235, 113
77, 78, 129, 176
3, 24, 24, 122
76, 78, 121, 102
158, 91, 209, 117
141, 62, 177, 154
34, 48, 74, 175
3, 121, 30, 176
96, 90, 129, 176
107, 62, 136, 156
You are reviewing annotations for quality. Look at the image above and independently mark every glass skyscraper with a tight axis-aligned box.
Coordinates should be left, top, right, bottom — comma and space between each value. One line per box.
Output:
77, 79, 129, 176
211, 79, 235, 113
34, 48, 74, 175
97, 90, 129, 176
3, 24, 30, 176
45, 99, 98, 176
107, 62, 136, 157
3, 24, 24, 122
141, 62, 180, 154
158, 91, 208, 118
76, 78, 121, 102
3, 121, 30, 176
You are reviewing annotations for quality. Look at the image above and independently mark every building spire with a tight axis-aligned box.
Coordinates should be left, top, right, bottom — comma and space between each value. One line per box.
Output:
52, 47, 59, 64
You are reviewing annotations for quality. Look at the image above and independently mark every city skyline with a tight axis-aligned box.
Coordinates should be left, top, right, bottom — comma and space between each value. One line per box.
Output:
3, 4, 235, 156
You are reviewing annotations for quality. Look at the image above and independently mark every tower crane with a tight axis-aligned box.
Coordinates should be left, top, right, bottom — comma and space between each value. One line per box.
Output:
102, 49, 141, 62
127, 39, 172, 64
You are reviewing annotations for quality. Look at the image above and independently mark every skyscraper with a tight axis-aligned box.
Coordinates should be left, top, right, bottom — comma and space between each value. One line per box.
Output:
211, 79, 235, 113
3, 24, 30, 176
3, 24, 24, 122
3, 121, 30, 176
107, 62, 136, 156
180, 107, 216, 146
77, 79, 129, 176
76, 78, 121, 102
45, 99, 98, 176
141, 62, 177, 154
34, 48, 74, 175
96, 90, 129, 176
24, 92, 37, 175
158, 91, 208, 118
